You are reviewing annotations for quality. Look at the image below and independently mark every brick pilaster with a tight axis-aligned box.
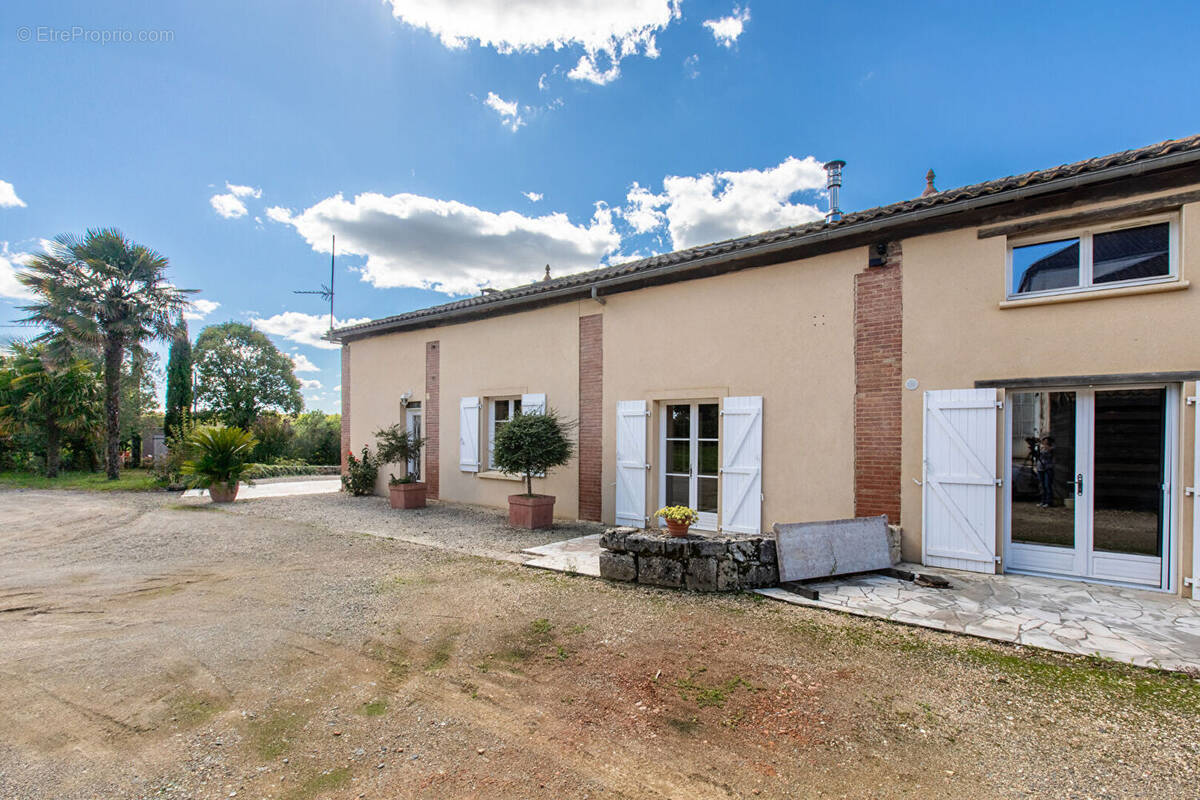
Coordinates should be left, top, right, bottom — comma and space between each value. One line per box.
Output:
578, 314, 603, 521
340, 345, 351, 475
425, 340, 440, 500
854, 242, 903, 523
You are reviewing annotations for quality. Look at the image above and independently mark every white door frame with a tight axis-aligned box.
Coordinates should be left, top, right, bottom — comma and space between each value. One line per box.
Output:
405, 405, 423, 481
658, 401, 719, 531
1002, 383, 1177, 591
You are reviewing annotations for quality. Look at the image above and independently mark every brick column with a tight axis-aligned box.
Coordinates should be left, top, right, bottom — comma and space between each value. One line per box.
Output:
578, 314, 603, 521
340, 345, 351, 475
854, 242, 903, 523
425, 340, 440, 500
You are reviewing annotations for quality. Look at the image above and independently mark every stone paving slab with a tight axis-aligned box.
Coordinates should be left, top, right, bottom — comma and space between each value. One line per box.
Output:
522, 534, 602, 576
757, 565, 1200, 672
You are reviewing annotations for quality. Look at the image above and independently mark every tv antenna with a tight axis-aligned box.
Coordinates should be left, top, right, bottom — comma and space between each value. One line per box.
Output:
294, 234, 336, 333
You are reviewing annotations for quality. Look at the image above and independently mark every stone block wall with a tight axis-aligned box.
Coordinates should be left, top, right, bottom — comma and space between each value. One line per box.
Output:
599, 528, 779, 592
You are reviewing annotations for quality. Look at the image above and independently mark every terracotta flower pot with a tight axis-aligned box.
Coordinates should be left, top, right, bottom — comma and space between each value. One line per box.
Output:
208, 482, 239, 503
665, 519, 692, 537
508, 494, 555, 529
389, 482, 427, 509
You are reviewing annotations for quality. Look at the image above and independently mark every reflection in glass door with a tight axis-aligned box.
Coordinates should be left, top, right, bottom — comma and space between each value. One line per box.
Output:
1007, 390, 1083, 576
660, 403, 719, 530
1006, 386, 1171, 588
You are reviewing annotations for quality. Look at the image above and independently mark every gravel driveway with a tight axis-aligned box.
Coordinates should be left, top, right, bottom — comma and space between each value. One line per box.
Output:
1, 489, 1197, 800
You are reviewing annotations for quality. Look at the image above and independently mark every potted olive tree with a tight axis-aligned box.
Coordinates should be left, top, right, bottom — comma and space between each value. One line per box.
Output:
182, 426, 258, 503
491, 407, 574, 529
375, 423, 427, 509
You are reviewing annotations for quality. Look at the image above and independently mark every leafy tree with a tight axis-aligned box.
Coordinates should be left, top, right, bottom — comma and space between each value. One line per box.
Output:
119, 349, 161, 460
0, 341, 102, 477
193, 322, 302, 429
164, 318, 193, 440
374, 423, 424, 483
250, 412, 293, 463
17, 229, 193, 479
490, 407, 575, 496
286, 411, 341, 465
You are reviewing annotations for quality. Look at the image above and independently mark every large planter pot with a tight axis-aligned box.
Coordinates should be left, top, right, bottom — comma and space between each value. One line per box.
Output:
665, 520, 692, 537
389, 481, 427, 509
208, 482, 239, 503
508, 494, 555, 530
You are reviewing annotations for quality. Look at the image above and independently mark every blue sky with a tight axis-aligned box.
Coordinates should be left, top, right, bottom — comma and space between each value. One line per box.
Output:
2, 0, 1198, 412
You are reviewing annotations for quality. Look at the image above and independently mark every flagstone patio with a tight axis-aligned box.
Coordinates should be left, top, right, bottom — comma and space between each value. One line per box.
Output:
522, 535, 1200, 671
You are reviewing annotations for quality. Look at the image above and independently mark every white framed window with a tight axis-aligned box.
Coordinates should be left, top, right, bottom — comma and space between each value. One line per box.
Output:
658, 402, 720, 531
487, 396, 522, 469
1006, 214, 1178, 300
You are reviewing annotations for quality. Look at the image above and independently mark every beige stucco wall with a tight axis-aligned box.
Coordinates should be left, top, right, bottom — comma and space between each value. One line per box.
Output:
901, 194, 1200, 593
600, 249, 864, 530
348, 300, 587, 516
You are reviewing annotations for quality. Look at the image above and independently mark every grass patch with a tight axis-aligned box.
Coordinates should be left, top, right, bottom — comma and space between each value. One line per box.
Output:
358, 699, 388, 716
284, 767, 351, 800
493, 617, 560, 666
673, 668, 757, 709
0, 469, 160, 491
247, 710, 305, 759
426, 633, 457, 671
165, 691, 225, 726
960, 645, 1200, 714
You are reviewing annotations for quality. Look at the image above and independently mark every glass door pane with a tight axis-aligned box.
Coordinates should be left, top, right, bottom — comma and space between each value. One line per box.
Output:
1091, 388, 1165, 557
696, 403, 719, 514
664, 404, 691, 507
1010, 390, 1077, 548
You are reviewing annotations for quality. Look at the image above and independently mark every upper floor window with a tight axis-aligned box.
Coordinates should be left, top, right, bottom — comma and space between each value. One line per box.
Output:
1008, 217, 1176, 299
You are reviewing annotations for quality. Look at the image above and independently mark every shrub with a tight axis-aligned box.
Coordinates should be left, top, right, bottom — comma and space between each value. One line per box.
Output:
341, 445, 377, 496
490, 407, 574, 496
286, 411, 341, 465
374, 423, 424, 485
154, 409, 198, 488
182, 426, 258, 489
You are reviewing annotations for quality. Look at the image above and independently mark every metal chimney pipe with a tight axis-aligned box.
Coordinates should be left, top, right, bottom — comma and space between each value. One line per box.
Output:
824, 160, 845, 222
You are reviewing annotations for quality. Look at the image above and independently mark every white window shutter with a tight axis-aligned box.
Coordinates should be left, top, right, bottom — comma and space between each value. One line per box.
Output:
459, 396, 481, 472
521, 393, 546, 415
922, 388, 998, 573
1192, 382, 1200, 598
720, 396, 763, 534
615, 400, 648, 528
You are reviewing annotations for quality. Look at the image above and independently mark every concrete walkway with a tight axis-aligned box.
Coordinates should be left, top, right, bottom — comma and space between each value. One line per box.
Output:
521, 535, 1200, 671
181, 477, 341, 501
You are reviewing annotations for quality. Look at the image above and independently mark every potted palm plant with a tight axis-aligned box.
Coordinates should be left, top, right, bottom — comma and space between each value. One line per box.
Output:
182, 426, 257, 503
491, 407, 574, 529
375, 423, 427, 509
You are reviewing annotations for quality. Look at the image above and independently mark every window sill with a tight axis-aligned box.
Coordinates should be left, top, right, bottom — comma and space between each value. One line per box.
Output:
477, 470, 522, 482
999, 279, 1188, 309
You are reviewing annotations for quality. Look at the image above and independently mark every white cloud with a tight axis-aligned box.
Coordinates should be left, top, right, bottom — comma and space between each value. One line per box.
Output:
0, 244, 34, 300
184, 298, 221, 321
289, 352, 321, 373
622, 156, 826, 249
267, 193, 620, 296
209, 182, 262, 219
484, 91, 525, 131
300, 378, 323, 390
226, 182, 261, 199
210, 192, 248, 219
0, 180, 26, 209
384, 0, 681, 85
538, 72, 549, 91
703, 6, 750, 48
523, 191, 543, 203
683, 53, 700, 78
251, 311, 371, 350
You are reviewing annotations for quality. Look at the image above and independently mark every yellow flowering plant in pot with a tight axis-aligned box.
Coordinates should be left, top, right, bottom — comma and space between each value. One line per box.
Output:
655, 505, 700, 537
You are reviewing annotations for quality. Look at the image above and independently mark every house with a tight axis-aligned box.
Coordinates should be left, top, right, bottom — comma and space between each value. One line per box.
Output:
332, 135, 1200, 599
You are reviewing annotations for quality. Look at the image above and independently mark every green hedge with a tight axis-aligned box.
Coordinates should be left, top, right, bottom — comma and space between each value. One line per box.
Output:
244, 463, 340, 479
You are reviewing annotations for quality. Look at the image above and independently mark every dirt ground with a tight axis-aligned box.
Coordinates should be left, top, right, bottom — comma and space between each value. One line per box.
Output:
0, 490, 1197, 800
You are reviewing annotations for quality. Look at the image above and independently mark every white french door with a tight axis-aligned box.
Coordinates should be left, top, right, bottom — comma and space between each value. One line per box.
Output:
406, 405, 423, 481
659, 402, 720, 531
1005, 385, 1174, 589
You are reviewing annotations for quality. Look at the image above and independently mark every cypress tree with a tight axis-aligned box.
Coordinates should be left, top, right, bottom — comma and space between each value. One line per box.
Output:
164, 318, 193, 440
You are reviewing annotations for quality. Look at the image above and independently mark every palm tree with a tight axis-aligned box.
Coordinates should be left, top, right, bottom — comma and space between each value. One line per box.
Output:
0, 342, 102, 477
17, 229, 194, 478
